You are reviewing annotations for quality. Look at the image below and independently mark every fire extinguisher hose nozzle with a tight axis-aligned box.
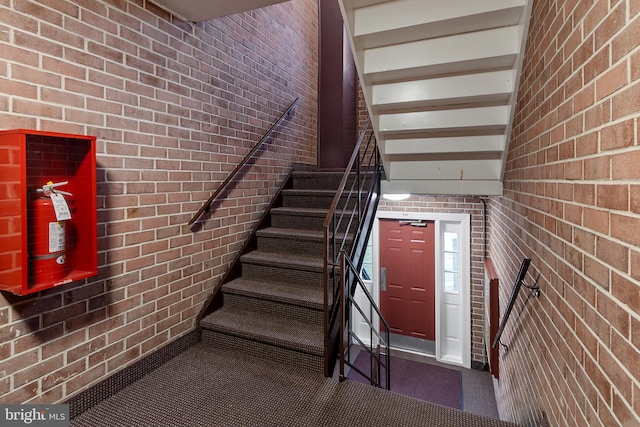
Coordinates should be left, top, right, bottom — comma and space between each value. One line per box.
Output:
35, 181, 73, 197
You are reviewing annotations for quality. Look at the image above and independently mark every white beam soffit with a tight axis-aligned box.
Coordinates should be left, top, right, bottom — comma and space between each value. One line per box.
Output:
151, 0, 289, 22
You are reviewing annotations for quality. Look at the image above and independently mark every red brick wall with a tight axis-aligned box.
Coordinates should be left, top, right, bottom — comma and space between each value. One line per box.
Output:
489, 0, 640, 425
0, 0, 318, 403
378, 197, 487, 364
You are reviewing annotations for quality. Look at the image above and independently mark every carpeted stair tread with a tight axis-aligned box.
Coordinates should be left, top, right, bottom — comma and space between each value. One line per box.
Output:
270, 206, 356, 232
201, 305, 324, 356
270, 206, 330, 218
257, 227, 353, 242
282, 188, 343, 197
293, 170, 345, 178
241, 250, 324, 272
256, 227, 324, 242
292, 162, 321, 172
223, 278, 323, 309
291, 171, 350, 190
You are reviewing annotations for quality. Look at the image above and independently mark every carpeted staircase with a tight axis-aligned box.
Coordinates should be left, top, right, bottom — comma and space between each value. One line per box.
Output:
72, 167, 519, 427
200, 167, 351, 374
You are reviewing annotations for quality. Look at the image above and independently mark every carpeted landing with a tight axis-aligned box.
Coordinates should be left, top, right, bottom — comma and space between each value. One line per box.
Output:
347, 352, 463, 410
71, 344, 517, 427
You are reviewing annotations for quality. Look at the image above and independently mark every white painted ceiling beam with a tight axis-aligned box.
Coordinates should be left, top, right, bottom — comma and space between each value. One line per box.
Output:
354, 0, 525, 49
388, 159, 503, 181
372, 70, 516, 112
379, 106, 510, 135
151, 0, 288, 21
349, 0, 391, 8
381, 178, 503, 196
363, 26, 519, 84
384, 135, 507, 155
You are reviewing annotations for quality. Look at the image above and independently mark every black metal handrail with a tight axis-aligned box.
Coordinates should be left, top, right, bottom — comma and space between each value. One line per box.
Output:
339, 252, 390, 389
188, 97, 299, 225
493, 258, 534, 349
322, 118, 383, 379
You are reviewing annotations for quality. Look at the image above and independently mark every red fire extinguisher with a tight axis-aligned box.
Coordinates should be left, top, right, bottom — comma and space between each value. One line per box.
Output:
28, 181, 73, 284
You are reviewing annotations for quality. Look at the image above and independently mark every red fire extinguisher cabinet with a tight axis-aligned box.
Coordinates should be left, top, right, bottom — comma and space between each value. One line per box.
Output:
0, 129, 98, 295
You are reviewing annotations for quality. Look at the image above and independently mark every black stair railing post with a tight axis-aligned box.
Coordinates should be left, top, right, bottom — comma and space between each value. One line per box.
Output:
356, 154, 361, 222
338, 251, 346, 380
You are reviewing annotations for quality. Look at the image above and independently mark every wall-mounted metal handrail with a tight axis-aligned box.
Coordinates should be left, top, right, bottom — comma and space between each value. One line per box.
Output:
188, 97, 299, 225
492, 258, 534, 348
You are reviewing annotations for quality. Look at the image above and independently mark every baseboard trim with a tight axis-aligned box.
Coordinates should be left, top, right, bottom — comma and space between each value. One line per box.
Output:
66, 330, 198, 418
471, 360, 488, 371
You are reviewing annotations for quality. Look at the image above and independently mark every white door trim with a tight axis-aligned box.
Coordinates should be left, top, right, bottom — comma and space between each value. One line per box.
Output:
367, 210, 471, 368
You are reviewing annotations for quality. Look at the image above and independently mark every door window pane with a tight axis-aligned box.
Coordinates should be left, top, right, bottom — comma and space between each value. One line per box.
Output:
444, 231, 458, 252
444, 231, 459, 293
360, 236, 373, 281
444, 271, 458, 292
444, 252, 458, 271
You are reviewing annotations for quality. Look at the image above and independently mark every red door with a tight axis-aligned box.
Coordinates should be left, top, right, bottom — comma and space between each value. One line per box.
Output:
379, 219, 436, 341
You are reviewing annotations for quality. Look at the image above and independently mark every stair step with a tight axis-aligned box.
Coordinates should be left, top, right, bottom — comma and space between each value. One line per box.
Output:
383, 135, 506, 156
271, 206, 329, 217
257, 227, 323, 242
222, 277, 324, 328
282, 189, 363, 210
256, 228, 324, 257
224, 277, 323, 309
270, 207, 329, 230
379, 105, 510, 137
201, 305, 324, 357
202, 330, 324, 373
281, 189, 340, 210
292, 171, 347, 190
223, 292, 324, 326
372, 69, 515, 113
256, 227, 352, 258
241, 250, 324, 272
257, 227, 324, 241
291, 162, 321, 172
240, 250, 324, 287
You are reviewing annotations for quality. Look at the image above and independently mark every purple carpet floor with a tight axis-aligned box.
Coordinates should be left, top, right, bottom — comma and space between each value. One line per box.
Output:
347, 352, 463, 410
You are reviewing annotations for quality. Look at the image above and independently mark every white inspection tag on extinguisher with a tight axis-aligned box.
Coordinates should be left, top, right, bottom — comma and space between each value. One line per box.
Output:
50, 193, 72, 221
49, 222, 65, 253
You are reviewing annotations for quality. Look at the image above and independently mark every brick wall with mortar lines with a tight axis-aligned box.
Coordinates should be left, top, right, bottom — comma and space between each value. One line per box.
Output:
488, 0, 640, 426
0, 0, 318, 403
377, 197, 487, 365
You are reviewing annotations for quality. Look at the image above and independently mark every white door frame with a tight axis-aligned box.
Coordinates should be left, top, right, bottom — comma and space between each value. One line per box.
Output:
361, 210, 471, 368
